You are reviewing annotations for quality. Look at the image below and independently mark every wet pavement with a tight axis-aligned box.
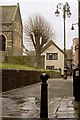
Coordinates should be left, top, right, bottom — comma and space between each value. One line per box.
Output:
0, 94, 78, 119
0, 95, 40, 118
0, 77, 78, 119
55, 96, 77, 118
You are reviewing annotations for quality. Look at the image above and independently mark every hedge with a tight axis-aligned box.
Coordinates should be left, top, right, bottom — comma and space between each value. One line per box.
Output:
2, 69, 61, 92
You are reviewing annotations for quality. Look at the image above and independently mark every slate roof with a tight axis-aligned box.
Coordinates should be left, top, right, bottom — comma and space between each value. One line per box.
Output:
0, 3, 19, 23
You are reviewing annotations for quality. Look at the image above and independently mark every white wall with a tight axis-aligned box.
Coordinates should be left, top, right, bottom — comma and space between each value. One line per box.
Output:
41, 44, 64, 75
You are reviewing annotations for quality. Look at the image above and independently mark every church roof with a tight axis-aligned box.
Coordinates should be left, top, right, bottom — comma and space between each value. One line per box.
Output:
0, 3, 19, 23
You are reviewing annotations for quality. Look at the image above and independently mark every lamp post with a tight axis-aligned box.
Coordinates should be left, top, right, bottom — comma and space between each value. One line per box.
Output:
55, 2, 71, 79
78, 0, 80, 69
71, 0, 80, 69
71, 0, 80, 101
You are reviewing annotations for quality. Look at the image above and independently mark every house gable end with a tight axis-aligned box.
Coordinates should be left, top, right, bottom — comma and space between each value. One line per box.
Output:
42, 40, 64, 55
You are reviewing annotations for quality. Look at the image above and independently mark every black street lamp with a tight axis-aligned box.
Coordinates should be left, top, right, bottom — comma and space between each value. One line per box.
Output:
71, 0, 80, 68
71, 23, 78, 30
72, 0, 80, 101
55, 2, 71, 79
78, 0, 80, 69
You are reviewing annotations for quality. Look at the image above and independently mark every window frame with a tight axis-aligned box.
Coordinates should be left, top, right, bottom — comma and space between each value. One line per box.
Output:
46, 53, 58, 60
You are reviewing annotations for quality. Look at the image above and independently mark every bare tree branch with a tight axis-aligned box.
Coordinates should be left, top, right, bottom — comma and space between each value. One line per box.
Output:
24, 14, 55, 68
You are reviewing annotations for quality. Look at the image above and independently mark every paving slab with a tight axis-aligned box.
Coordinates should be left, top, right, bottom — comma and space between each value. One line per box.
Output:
0, 94, 78, 119
55, 96, 78, 119
0, 95, 40, 118
48, 97, 61, 118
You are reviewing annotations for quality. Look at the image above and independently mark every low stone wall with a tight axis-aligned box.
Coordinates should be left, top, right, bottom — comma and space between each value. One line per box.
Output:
2, 69, 61, 92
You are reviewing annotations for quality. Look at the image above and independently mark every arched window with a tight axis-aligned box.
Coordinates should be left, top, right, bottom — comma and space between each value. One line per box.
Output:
0, 34, 6, 51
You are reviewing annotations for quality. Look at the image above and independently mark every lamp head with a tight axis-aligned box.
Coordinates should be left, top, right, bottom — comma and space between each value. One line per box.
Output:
55, 9, 60, 17
71, 24, 74, 30
67, 9, 71, 18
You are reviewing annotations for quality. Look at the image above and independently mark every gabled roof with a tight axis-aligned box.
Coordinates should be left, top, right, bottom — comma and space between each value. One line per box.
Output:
42, 40, 64, 54
0, 3, 20, 23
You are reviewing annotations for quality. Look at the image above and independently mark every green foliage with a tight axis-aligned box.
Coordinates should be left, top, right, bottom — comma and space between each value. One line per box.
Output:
41, 69, 61, 78
5, 56, 36, 68
2, 69, 42, 91
0, 63, 35, 70
77, 103, 80, 119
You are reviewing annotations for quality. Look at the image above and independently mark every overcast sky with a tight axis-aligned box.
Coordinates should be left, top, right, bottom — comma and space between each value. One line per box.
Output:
0, 0, 78, 50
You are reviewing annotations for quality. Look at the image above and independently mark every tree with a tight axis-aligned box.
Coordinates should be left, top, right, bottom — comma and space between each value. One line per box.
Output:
24, 14, 54, 69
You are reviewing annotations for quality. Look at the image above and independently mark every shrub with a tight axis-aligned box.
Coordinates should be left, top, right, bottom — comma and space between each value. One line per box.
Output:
5, 56, 36, 67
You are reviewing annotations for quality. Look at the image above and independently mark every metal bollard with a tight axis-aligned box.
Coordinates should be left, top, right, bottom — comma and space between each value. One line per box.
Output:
40, 73, 49, 118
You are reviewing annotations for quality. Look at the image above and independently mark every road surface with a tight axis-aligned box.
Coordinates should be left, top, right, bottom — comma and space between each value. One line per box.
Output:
0, 77, 73, 118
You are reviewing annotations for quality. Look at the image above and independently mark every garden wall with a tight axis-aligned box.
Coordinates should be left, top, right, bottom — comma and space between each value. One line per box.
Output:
2, 69, 61, 92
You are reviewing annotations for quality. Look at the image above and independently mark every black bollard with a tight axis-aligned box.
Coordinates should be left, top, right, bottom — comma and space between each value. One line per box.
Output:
73, 68, 80, 101
40, 73, 49, 118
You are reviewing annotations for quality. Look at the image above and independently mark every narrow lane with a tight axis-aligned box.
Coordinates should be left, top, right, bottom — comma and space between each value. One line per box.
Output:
0, 77, 73, 118
2, 77, 73, 98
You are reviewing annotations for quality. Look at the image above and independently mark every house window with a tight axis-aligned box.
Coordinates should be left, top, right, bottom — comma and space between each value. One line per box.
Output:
0, 35, 6, 51
46, 66, 54, 70
46, 53, 58, 60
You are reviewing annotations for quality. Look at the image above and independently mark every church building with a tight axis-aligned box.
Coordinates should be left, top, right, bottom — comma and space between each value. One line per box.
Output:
0, 3, 23, 61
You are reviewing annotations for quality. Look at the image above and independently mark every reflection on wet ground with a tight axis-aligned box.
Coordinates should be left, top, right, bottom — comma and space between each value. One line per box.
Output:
0, 95, 40, 118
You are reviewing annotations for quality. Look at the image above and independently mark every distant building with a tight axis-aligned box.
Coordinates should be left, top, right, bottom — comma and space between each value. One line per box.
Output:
66, 48, 73, 76
0, 3, 23, 61
41, 40, 65, 76
72, 38, 79, 69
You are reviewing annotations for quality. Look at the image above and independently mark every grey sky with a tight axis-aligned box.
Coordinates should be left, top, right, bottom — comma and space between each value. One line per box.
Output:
0, 0, 78, 50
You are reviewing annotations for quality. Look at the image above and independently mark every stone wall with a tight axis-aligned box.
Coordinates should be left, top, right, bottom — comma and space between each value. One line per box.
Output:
1, 5, 23, 56
3, 31, 13, 56
12, 6, 23, 56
